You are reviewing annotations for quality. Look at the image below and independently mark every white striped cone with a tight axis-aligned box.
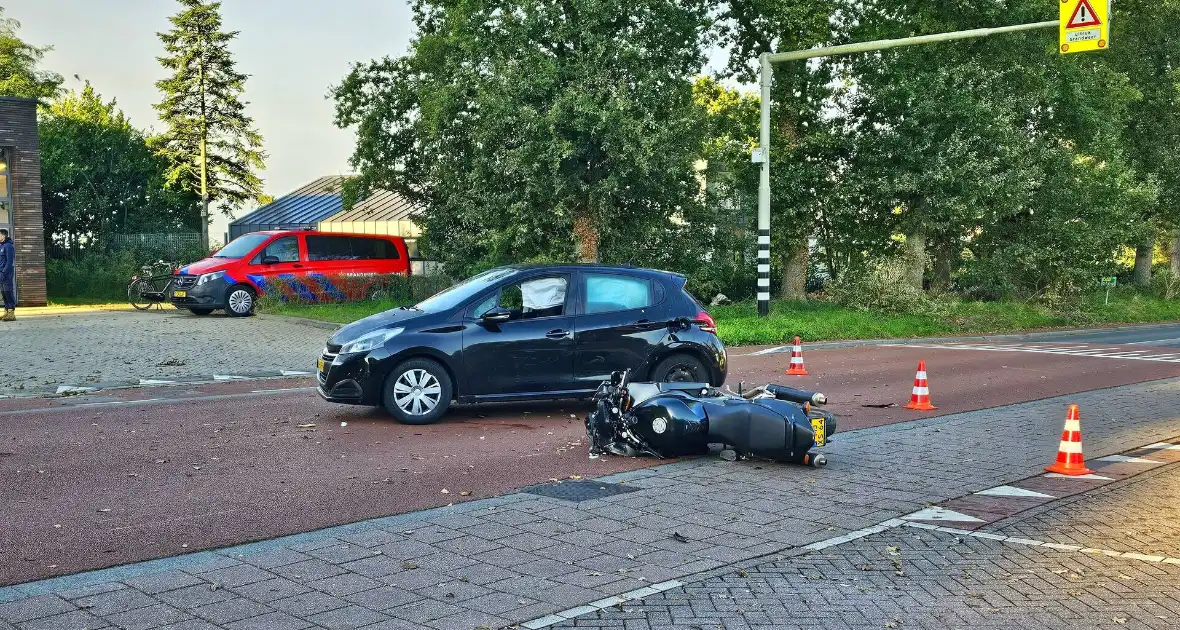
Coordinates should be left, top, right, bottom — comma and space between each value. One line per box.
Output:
786, 336, 808, 375
903, 360, 935, 410
1045, 405, 1093, 475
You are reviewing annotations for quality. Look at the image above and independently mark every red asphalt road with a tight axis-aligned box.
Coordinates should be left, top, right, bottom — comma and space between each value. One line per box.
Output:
1, 343, 1177, 585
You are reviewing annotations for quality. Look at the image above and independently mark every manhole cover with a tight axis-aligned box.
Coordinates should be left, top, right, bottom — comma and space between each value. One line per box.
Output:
523, 480, 639, 502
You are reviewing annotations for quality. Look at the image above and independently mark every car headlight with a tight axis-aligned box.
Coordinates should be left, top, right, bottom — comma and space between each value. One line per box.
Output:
196, 270, 227, 286
339, 327, 404, 355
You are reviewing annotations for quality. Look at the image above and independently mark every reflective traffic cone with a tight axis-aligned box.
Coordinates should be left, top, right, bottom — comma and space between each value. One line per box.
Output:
903, 360, 936, 410
786, 336, 808, 375
1045, 405, 1093, 475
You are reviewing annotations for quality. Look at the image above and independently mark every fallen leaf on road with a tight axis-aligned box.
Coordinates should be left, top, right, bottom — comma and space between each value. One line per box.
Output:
671, 532, 690, 543
862, 403, 897, 408
459, 491, 471, 496
96, 508, 110, 513
1113, 618, 1127, 624
440, 489, 450, 494
402, 561, 419, 570
569, 475, 582, 480
297, 424, 316, 429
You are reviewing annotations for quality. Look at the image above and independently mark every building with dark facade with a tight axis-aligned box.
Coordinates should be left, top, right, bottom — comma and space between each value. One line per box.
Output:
0, 97, 47, 305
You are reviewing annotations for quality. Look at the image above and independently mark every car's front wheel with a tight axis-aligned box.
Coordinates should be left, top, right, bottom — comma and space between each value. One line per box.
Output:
225, 285, 256, 317
651, 353, 708, 383
382, 358, 453, 425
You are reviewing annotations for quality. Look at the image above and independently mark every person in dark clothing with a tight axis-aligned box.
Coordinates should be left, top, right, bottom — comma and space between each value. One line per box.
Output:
0, 228, 15, 321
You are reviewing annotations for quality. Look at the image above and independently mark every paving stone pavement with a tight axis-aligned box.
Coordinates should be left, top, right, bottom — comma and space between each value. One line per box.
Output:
0, 310, 328, 395
2, 378, 1180, 630
552, 460, 1180, 630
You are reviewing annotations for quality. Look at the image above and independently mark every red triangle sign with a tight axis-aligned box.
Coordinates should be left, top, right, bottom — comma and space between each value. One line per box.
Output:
1067, 0, 1102, 28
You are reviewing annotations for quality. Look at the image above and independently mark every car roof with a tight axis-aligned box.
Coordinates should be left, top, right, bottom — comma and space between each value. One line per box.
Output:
247, 229, 405, 240
499, 263, 684, 281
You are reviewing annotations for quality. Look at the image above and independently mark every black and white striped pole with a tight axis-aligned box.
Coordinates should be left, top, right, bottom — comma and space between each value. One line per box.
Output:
756, 52, 772, 317
753, 19, 1060, 318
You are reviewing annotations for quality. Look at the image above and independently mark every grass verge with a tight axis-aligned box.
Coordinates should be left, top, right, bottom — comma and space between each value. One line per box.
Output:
260, 288, 1180, 346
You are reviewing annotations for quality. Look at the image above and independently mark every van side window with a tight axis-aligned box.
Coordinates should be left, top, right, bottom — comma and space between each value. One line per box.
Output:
307, 236, 354, 261
351, 237, 400, 260
254, 237, 300, 264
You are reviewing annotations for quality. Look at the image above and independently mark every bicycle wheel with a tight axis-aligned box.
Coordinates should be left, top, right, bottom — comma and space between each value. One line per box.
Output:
128, 279, 152, 310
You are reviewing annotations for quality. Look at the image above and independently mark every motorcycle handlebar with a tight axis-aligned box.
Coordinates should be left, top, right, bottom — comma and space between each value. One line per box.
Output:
764, 385, 826, 406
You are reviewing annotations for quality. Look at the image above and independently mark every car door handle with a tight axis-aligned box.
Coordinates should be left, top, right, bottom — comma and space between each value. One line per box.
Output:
293, 263, 304, 268
546, 329, 572, 340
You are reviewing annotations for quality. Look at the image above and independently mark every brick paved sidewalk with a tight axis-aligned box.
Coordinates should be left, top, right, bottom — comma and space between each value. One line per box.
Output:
553, 459, 1180, 630
3, 378, 1180, 630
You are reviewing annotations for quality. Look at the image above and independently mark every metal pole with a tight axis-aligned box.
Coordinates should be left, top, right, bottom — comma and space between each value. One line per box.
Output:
757, 52, 772, 317
754, 20, 1057, 316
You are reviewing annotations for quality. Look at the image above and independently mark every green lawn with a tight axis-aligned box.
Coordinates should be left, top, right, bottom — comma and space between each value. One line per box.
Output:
260, 289, 1180, 346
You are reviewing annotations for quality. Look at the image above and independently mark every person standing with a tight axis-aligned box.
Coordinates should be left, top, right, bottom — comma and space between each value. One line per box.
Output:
0, 228, 15, 321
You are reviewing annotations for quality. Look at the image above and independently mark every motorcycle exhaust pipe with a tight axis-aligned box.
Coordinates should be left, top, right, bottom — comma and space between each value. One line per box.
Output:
802, 452, 827, 467
765, 385, 827, 406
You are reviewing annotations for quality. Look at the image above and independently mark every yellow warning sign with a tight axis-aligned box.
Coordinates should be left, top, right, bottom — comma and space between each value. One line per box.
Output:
1060, 0, 1110, 54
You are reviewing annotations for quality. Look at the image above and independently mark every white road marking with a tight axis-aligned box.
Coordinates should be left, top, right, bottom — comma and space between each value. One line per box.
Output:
1126, 337, 1180, 345
55, 385, 97, 394
280, 370, 312, 376
523, 579, 687, 628
139, 379, 178, 385
1143, 442, 1180, 451
898, 523, 1180, 565
883, 342, 1180, 363
213, 375, 249, 381
975, 485, 1056, 499
1095, 455, 1163, 464
1044, 472, 1113, 480
902, 507, 984, 523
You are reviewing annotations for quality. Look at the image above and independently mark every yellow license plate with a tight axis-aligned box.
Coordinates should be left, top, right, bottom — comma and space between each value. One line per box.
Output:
317, 358, 326, 372
811, 418, 826, 447
173, 290, 187, 298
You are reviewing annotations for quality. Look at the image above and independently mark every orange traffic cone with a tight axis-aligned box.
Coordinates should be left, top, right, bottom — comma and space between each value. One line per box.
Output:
786, 336, 808, 375
1045, 405, 1093, 475
903, 360, 936, 410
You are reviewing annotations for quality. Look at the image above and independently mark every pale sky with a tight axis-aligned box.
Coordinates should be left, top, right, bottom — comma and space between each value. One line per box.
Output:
6, 0, 415, 242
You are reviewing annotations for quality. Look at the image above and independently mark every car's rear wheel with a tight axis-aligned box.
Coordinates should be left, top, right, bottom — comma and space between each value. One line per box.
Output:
382, 358, 453, 425
225, 285, 256, 317
651, 354, 708, 383
189, 308, 214, 316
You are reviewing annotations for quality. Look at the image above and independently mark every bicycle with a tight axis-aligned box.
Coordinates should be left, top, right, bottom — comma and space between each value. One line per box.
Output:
128, 260, 179, 310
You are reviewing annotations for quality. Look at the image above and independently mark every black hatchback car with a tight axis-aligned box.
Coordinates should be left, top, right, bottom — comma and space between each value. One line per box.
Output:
318, 264, 727, 424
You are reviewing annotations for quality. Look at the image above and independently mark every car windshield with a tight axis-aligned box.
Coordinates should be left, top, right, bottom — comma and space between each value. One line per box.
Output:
213, 233, 270, 258
415, 267, 518, 312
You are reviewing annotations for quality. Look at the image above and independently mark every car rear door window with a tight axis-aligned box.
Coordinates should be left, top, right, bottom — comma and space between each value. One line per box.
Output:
584, 274, 652, 314
307, 235, 354, 261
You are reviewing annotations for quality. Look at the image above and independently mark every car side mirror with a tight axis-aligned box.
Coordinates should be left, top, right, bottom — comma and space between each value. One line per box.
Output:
261, 255, 280, 265
481, 306, 512, 323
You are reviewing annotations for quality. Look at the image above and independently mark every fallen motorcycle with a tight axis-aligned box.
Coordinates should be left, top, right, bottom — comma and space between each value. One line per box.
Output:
586, 370, 836, 466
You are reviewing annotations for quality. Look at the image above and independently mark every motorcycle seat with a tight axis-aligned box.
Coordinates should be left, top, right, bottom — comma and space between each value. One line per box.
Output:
705, 400, 794, 461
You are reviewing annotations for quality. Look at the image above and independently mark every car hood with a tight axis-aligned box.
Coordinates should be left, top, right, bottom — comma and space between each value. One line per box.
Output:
331, 308, 428, 345
178, 258, 235, 275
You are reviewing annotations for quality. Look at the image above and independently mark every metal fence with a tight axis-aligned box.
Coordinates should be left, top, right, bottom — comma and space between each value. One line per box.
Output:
49, 232, 204, 259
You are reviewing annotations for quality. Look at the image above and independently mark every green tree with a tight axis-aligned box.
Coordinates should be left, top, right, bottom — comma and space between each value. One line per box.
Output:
40, 83, 200, 245
332, 0, 712, 277
719, 0, 844, 299
153, 0, 265, 249
839, 0, 1142, 295
1103, 0, 1180, 286
0, 7, 62, 101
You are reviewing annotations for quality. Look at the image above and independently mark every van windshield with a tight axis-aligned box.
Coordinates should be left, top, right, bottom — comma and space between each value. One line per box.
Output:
214, 233, 271, 258
415, 267, 518, 312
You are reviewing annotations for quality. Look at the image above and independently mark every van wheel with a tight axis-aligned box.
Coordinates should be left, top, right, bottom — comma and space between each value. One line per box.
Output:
225, 285, 256, 317
382, 358, 453, 425
651, 354, 707, 383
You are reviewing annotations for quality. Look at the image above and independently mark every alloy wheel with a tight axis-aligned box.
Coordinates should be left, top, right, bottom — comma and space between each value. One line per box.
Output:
393, 369, 442, 416
228, 289, 253, 315
666, 364, 699, 382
